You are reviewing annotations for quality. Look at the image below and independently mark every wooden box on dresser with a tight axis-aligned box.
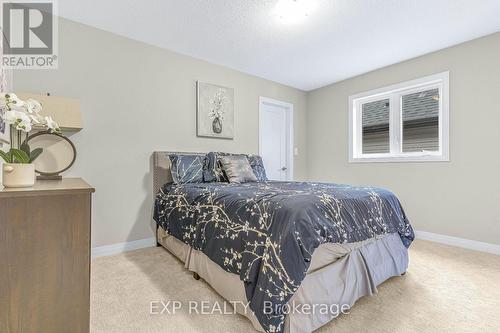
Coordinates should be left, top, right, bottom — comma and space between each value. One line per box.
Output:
0, 178, 95, 333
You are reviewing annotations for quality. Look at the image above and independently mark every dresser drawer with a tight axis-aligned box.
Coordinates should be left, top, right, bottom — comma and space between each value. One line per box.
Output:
0, 179, 94, 333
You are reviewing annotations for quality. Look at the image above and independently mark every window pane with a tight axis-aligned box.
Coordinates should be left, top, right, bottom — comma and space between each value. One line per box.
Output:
402, 89, 439, 152
362, 99, 390, 154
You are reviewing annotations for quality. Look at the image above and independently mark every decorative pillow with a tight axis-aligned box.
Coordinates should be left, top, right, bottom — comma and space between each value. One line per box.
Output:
203, 152, 230, 182
247, 155, 268, 182
169, 154, 205, 184
219, 155, 258, 183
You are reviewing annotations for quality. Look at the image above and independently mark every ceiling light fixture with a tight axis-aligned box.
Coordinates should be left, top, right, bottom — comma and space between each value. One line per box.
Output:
275, 0, 316, 24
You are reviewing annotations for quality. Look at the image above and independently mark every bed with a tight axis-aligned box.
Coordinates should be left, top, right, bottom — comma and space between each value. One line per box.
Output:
152, 151, 414, 333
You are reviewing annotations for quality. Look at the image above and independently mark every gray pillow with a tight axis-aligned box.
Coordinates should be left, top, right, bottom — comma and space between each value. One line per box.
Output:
219, 155, 258, 183
169, 154, 205, 184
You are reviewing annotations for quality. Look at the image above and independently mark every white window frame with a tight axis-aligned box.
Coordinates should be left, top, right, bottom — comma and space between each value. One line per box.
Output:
349, 71, 449, 163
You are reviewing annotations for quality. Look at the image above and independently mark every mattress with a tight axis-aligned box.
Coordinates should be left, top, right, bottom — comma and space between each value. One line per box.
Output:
157, 226, 408, 333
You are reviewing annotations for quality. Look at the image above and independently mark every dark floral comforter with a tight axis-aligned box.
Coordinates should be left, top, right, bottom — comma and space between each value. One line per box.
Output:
153, 181, 414, 333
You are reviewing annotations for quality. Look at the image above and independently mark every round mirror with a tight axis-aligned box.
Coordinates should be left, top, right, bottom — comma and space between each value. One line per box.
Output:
27, 131, 76, 178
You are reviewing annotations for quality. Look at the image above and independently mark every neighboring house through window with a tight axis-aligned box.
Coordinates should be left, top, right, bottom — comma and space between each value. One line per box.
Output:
349, 72, 449, 162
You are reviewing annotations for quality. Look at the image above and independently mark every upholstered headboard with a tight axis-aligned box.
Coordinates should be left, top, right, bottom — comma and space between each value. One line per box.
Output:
152, 151, 206, 197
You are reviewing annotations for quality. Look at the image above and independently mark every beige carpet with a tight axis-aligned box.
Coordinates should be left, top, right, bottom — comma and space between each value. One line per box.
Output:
91, 240, 500, 333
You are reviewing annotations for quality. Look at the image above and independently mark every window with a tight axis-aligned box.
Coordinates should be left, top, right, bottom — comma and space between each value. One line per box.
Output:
349, 72, 449, 162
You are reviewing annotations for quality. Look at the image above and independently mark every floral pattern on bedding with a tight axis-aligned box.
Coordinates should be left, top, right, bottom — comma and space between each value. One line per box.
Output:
154, 181, 414, 333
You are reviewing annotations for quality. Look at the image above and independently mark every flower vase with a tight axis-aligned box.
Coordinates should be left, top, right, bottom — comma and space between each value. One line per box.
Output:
212, 117, 222, 134
2, 163, 35, 187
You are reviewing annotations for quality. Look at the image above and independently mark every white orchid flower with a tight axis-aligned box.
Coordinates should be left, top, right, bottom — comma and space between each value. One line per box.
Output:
5, 94, 25, 111
0, 92, 17, 102
16, 120, 32, 132
18, 111, 31, 125
3, 110, 33, 132
2, 110, 19, 124
25, 98, 42, 114
45, 116, 60, 132
15, 112, 33, 132
1, 95, 60, 135
30, 114, 42, 124
0, 94, 11, 109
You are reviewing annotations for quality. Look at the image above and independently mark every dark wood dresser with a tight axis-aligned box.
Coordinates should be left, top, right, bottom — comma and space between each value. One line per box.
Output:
0, 178, 94, 333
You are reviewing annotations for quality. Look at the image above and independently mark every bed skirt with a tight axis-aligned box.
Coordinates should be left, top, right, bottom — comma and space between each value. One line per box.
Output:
157, 227, 408, 333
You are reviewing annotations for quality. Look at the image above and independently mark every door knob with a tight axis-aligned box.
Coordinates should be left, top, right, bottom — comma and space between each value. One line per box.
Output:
281, 167, 287, 171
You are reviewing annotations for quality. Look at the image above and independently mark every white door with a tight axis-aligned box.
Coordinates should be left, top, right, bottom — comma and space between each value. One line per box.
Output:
259, 97, 293, 181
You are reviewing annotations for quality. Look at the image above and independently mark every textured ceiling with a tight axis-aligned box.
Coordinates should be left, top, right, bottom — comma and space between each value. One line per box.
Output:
58, 0, 500, 91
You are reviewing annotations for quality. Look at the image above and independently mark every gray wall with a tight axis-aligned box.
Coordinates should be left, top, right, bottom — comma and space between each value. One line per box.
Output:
307, 32, 500, 245
13, 19, 308, 248
13, 18, 500, 248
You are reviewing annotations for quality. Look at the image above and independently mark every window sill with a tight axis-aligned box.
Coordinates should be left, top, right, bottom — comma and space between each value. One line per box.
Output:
349, 154, 449, 163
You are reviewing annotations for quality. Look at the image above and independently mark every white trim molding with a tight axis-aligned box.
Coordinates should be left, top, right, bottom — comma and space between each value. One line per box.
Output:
349, 71, 450, 163
90, 232, 500, 259
91, 237, 156, 258
415, 230, 500, 255
259, 96, 294, 181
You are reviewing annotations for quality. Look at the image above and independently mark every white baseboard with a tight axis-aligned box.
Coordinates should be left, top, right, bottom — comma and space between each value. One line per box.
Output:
415, 230, 500, 255
91, 237, 156, 258
90, 232, 499, 258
